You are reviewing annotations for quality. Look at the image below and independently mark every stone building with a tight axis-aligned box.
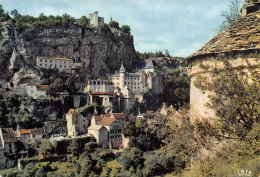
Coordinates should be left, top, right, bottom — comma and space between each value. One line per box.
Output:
36, 56, 73, 72
89, 11, 104, 27
88, 125, 108, 147
66, 109, 88, 136
0, 128, 18, 170
85, 80, 114, 93
187, 2, 260, 121
26, 82, 49, 99
89, 92, 114, 113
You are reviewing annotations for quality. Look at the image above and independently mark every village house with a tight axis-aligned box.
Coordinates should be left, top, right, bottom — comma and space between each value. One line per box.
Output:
0, 128, 18, 170
89, 11, 104, 27
87, 125, 108, 147
90, 113, 127, 148
26, 82, 49, 99
66, 109, 88, 136
89, 92, 114, 113
36, 56, 73, 72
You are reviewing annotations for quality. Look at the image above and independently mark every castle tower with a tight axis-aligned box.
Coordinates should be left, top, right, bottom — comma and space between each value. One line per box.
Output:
241, 0, 260, 16
119, 64, 125, 88
187, 8, 260, 122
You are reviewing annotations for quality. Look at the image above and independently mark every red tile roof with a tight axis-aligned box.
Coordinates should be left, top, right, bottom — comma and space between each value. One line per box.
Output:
68, 109, 81, 115
20, 129, 30, 134
93, 115, 103, 121
112, 113, 126, 119
100, 117, 118, 126
1, 128, 17, 143
37, 56, 72, 61
30, 128, 42, 135
90, 92, 113, 95
37, 85, 49, 91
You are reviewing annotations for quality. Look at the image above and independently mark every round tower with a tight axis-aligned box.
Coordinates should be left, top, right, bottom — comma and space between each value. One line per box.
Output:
187, 9, 260, 122
119, 64, 125, 88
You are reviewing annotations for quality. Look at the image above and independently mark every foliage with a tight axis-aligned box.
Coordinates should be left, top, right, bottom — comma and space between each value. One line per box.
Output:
164, 71, 190, 109
65, 78, 77, 94
123, 119, 137, 137
136, 50, 171, 59
38, 139, 53, 158
49, 78, 65, 95
220, 0, 242, 31
108, 20, 119, 29
194, 60, 260, 137
0, 91, 40, 128
0, 4, 10, 22
79, 15, 90, 29
121, 25, 130, 34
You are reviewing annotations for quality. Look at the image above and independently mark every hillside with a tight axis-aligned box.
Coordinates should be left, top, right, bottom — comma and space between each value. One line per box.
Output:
0, 20, 136, 86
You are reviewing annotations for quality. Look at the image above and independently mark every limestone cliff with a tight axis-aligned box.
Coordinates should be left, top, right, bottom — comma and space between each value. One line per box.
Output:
0, 22, 136, 86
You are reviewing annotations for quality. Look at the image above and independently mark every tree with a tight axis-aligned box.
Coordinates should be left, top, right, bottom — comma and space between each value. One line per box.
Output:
65, 78, 77, 94
220, 0, 242, 31
38, 139, 53, 158
79, 16, 90, 29
194, 60, 260, 137
49, 78, 65, 95
10, 9, 20, 19
108, 20, 119, 29
121, 25, 130, 34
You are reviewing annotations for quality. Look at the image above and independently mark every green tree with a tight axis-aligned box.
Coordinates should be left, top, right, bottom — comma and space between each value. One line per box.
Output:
65, 78, 77, 94
10, 9, 20, 19
79, 16, 90, 29
121, 25, 130, 34
38, 139, 53, 158
108, 20, 119, 29
49, 78, 65, 95
194, 60, 260, 137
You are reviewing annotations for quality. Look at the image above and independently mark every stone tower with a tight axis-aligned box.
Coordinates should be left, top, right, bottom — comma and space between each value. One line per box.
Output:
241, 0, 260, 16
119, 64, 125, 88
187, 5, 260, 122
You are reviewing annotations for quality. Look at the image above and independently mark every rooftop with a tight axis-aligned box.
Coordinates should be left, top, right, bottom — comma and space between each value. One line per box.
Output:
88, 125, 107, 131
112, 113, 126, 119
68, 109, 81, 115
89, 92, 114, 95
187, 11, 260, 60
37, 56, 72, 61
100, 117, 118, 126
20, 129, 30, 134
30, 128, 42, 135
1, 128, 17, 143
37, 85, 49, 91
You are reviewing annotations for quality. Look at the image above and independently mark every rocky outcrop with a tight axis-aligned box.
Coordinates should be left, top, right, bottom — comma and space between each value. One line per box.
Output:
0, 22, 137, 86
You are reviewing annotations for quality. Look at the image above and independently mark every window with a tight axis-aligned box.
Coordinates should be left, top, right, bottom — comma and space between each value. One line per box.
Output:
40, 59, 42, 62
115, 129, 118, 133
117, 82, 119, 85
45, 60, 47, 62
118, 129, 122, 133
31, 90, 34, 93
60, 65, 62, 67
45, 64, 47, 67
64, 65, 66, 68
50, 60, 52, 63
50, 64, 52, 67
33, 135, 35, 138
110, 130, 114, 134
40, 64, 42, 66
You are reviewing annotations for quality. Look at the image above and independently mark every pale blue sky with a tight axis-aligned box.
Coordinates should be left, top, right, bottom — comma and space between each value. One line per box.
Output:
0, 0, 239, 57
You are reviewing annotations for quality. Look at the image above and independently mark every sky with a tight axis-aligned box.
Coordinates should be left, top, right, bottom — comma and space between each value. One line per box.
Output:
0, 0, 238, 57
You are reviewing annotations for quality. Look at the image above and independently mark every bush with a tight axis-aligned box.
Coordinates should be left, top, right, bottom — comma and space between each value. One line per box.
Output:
108, 20, 119, 29
121, 25, 130, 34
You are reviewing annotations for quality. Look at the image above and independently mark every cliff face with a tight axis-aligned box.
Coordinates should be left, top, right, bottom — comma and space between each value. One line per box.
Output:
0, 22, 136, 85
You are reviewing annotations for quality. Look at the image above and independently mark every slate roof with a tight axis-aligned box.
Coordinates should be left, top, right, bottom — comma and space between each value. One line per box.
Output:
187, 11, 260, 60
1, 128, 17, 143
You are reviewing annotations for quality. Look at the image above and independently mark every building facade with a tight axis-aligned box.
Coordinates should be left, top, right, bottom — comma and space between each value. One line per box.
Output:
66, 109, 88, 136
26, 82, 49, 99
89, 11, 104, 27
36, 56, 73, 72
